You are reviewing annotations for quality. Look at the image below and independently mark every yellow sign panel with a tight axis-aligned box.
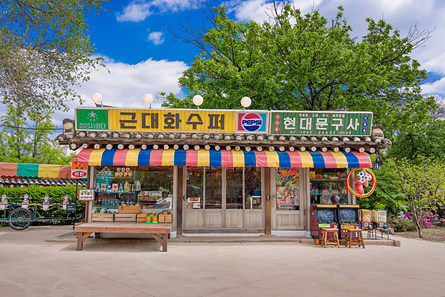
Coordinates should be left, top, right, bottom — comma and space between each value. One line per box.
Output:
109, 109, 237, 133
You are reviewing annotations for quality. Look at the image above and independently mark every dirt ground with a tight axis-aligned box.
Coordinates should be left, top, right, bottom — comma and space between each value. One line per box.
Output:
396, 226, 445, 242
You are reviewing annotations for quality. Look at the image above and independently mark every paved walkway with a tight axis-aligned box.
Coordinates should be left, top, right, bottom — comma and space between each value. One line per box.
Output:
0, 226, 444, 297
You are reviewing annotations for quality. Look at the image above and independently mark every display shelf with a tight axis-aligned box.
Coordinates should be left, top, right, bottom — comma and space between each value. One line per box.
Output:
310, 179, 345, 182
96, 191, 135, 194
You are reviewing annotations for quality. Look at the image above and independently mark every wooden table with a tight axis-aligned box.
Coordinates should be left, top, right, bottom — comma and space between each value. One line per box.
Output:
75, 222, 171, 252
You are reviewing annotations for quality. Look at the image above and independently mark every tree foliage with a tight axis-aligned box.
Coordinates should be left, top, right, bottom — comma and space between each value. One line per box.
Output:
390, 157, 445, 238
165, 4, 435, 137
0, 103, 72, 164
0, 0, 107, 112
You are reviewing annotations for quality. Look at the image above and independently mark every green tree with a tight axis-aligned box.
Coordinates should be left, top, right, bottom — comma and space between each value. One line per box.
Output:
390, 158, 445, 238
388, 118, 445, 162
0, 103, 72, 164
165, 4, 435, 137
0, 0, 107, 112
360, 163, 406, 216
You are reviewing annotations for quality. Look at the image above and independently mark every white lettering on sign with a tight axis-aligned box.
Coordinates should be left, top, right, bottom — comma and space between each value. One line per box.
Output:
300, 118, 312, 130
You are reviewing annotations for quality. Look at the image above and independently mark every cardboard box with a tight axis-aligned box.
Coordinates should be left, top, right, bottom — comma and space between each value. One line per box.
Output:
136, 213, 147, 223
92, 213, 114, 222
114, 213, 137, 222
158, 214, 172, 223
118, 205, 141, 214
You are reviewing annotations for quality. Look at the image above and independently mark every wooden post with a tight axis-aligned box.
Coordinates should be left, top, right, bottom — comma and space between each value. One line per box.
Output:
177, 166, 184, 235
265, 168, 271, 235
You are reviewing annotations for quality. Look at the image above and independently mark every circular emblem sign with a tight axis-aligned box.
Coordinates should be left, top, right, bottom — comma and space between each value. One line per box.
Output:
241, 113, 263, 132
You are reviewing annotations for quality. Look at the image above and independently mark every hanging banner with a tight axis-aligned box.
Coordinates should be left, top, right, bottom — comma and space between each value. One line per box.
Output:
271, 111, 373, 136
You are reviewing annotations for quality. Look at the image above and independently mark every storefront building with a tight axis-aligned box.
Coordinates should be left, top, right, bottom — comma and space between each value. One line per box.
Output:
57, 108, 389, 238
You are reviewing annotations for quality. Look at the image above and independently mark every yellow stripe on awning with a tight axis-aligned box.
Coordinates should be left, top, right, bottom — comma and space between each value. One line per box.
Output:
330, 151, 349, 168
264, 151, 280, 167
89, 148, 106, 166
162, 149, 176, 166
232, 150, 245, 167
298, 151, 314, 167
197, 149, 210, 167
125, 148, 141, 166
38, 164, 60, 179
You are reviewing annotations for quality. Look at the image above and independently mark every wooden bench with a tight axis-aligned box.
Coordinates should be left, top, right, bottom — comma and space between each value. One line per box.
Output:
75, 222, 171, 252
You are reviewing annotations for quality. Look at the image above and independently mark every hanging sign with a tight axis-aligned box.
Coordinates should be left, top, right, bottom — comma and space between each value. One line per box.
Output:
271, 111, 373, 136
78, 189, 95, 201
71, 156, 88, 178
75, 109, 109, 130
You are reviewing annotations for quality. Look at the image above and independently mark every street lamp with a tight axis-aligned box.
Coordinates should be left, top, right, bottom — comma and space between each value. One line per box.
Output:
193, 95, 203, 109
142, 93, 154, 108
92, 92, 103, 107
241, 96, 251, 110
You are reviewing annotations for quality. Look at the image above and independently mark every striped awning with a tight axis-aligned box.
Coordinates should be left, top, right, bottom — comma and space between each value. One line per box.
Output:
0, 162, 72, 179
78, 148, 372, 168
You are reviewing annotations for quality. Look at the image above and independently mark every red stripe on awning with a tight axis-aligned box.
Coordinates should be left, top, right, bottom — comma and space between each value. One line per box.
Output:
186, 150, 198, 167
351, 151, 372, 168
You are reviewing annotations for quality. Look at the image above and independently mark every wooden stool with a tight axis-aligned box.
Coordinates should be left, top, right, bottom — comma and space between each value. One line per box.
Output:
345, 229, 365, 248
321, 228, 340, 248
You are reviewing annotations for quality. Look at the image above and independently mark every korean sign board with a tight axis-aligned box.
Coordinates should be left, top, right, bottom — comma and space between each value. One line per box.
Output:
75, 108, 269, 133
271, 111, 373, 136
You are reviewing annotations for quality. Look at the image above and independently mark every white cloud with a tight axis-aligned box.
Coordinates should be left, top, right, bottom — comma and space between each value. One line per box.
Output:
148, 31, 165, 45
117, 0, 201, 22
116, 1, 153, 22
422, 77, 445, 96
54, 57, 188, 124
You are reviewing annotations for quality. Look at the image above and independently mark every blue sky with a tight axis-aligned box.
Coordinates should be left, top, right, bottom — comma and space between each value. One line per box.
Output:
54, 0, 445, 124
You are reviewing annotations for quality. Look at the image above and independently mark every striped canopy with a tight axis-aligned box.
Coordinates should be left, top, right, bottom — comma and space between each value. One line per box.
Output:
78, 148, 372, 168
0, 162, 72, 179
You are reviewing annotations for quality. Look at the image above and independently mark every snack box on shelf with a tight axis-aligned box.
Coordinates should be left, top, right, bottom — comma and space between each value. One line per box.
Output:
118, 205, 141, 214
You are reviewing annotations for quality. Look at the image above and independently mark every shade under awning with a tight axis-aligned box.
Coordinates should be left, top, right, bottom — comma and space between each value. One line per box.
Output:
77, 148, 372, 168
0, 162, 72, 179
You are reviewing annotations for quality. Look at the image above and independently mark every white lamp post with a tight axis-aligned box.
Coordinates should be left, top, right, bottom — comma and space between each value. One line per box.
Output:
142, 93, 154, 108
241, 96, 251, 110
92, 92, 103, 107
193, 95, 203, 109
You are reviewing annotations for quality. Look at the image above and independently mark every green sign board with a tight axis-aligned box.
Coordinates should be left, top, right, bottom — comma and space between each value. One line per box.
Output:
76, 109, 109, 130
271, 111, 373, 136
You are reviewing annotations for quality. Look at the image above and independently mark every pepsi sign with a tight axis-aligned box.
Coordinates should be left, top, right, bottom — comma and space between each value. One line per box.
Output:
237, 112, 268, 133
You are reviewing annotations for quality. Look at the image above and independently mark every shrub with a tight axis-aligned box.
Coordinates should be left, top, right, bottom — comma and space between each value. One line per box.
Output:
0, 185, 85, 224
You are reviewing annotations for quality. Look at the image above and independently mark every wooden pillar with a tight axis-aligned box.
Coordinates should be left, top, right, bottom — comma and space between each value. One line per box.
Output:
177, 166, 184, 235
265, 168, 271, 235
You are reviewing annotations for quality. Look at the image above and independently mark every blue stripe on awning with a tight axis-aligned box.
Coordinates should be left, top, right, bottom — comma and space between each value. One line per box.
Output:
101, 149, 117, 166
209, 149, 221, 167
310, 151, 326, 168
174, 149, 187, 166
276, 151, 291, 168
243, 150, 257, 167
138, 149, 152, 166
341, 152, 360, 168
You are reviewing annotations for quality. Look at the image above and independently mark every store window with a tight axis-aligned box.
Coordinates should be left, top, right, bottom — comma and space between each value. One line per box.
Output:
245, 168, 262, 209
185, 167, 262, 210
310, 168, 348, 205
93, 166, 173, 212
276, 168, 299, 210
205, 167, 222, 209
186, 168, 203, 209
226, 168, 243, 209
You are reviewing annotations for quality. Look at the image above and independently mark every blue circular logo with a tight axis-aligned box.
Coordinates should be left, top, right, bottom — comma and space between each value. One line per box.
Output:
363, 116, 368, 121
363, 122, 368, 127
241, 113, 263, 132
362, 128, 367, 133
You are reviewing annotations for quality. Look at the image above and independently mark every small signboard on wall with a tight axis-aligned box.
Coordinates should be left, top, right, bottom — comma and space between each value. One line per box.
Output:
78, 189, 95, 201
